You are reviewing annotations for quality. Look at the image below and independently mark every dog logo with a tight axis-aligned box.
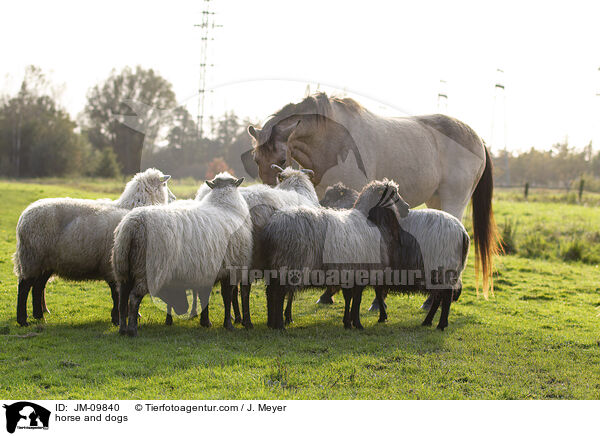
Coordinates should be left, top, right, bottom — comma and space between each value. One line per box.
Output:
3, 402, 50, 433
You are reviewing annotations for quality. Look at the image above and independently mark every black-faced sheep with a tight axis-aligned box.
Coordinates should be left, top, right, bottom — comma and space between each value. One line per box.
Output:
13, 168, 175, 326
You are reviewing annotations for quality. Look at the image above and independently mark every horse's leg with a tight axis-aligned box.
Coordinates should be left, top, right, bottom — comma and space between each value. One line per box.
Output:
375, 286, 387, 323
284, 290, 293, 325
17, 278, 34, 327
342, 288, 352, 329
231, 285, 242, 324
437, 290, 452, 331
368, 288, 387, 312
422, 292, 442, 327
240, 284, 253, 329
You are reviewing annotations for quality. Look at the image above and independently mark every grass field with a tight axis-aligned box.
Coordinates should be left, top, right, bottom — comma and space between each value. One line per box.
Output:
0, 180, 599, 399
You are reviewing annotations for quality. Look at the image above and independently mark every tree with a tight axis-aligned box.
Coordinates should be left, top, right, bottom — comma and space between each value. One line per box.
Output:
0, 66, 86, 177
81, 66, 177, 175
94, 148, 121, 178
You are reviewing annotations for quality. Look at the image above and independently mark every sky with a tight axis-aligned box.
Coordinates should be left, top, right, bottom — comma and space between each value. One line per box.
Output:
2, 0, 600, 152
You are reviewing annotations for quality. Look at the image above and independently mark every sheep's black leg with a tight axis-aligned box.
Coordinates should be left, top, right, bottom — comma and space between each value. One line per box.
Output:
368, 289, 387, 312
108, 281, 119, 325
118, 281, 132, 335
240, 284, 253, 329
199, 305, 211, 328
231, 285, 242, 324
40, 272, 51, 314
375, 286, 387, 323
342, 288, 352, 329
221, 282, 234, 331
190, 289, 198, 319
32, 273, 51, 320
165, 305, 173, 326
317, 286, 338, 304
284, 291, 293, 325
17, 278, 34, 327
437, 291, 452, 331
273, 287, 286, 330
266, 285, 274, 328
127, 290, 144, 337
422, 293, 441, 327
421, 295, 434, 311
452, 284, 462, 302
351, 286, 364, 330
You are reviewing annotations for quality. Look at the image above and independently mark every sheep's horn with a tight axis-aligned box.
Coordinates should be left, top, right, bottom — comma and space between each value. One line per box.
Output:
301, 169, 314, 177
160, 175, 171, 182
271, 164, 284, 173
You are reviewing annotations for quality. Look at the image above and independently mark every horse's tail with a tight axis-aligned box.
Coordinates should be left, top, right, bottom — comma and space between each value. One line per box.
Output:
472, 145, 502, 297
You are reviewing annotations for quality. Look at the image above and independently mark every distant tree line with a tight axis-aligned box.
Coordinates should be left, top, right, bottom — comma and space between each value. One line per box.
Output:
0, 65, 253, 179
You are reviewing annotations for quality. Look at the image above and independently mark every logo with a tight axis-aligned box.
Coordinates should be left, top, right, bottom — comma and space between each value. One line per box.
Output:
3, 402, 50, 433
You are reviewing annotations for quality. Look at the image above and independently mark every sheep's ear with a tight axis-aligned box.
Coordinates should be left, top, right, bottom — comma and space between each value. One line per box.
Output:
160, 175, 171, 183
205, 180, 216, 189
235, 177, 244, 187
301, 168, 314, 179
397, 197, 410, 218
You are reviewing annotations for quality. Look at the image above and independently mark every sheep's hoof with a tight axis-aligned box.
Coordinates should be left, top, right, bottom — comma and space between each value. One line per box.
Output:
17, 319, 29, 327
243, 322, 254, 330
421, 296, 433, 312
200, 320, 212, 328
234, 316, 243, 324
189, 311, 198, 320
33, 312, 43, 320
224, 323, 234, 331
353, 323, 364, 330
119, 327, 128, 335
344, 323, 352, 330
378, 317, 387, 323
165, 314, 173, 326
436, 323, 447, 331
284, 317, 293, 325
421, 320, 432, 327
316, 295, 334, 305
127, 328, 138, 337
112, 319, 119, 327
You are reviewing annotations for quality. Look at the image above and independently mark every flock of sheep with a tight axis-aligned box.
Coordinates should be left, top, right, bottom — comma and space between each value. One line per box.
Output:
13, 165, 469, 336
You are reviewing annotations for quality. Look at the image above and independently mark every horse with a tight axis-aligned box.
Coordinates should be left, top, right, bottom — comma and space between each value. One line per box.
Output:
243, 92, 500, 297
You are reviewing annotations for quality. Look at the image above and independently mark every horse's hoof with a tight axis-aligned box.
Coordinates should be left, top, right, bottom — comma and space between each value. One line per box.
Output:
165, 315, 173, 326
119, 327, 128, 335
436, 323, 447, 331
223, 323, 234, 331
244, 322, 254, 330
200, 320, 212, 328
344, 323, 352, 330
127, 329, 137, 337
421, 320, 432, 327
112, 319, 119, 327
378, 318, 387, 323
421, 296, 433, 311
17, 320, 29, 327
353, 323, 364, 330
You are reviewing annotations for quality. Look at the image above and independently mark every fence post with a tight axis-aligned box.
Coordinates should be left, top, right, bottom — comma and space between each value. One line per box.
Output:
524, 182, 529, 200
579, 179, 584, 202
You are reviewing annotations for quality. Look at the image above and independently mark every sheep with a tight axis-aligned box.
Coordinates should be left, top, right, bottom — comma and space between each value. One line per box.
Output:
13, 168, 175, 327
350, 179, 470, 330
112, 173, 252, 336
259, 178, 469, 330
258, 178, 410, 329
164, 165, 320, 328
319, 182, 359, 209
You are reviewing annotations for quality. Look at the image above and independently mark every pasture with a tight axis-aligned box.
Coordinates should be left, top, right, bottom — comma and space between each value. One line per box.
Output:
0, 180, 599, 399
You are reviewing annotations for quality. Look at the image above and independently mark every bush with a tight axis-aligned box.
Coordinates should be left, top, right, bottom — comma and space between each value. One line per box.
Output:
520, 233, 552, 259
500, 218, 518, 254
205, 157, 234, 180
561, 240, 584, 262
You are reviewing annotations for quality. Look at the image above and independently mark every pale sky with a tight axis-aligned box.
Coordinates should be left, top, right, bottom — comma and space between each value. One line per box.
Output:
2, 0, 600, 152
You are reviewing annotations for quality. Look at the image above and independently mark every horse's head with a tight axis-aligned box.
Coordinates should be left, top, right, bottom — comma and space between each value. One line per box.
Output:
246, 116, 300, 186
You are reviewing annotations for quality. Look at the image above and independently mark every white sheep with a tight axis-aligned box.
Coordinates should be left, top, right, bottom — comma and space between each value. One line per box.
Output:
164, 165, 319, 328
13, 168, 175, 327
112, 173, 252, 336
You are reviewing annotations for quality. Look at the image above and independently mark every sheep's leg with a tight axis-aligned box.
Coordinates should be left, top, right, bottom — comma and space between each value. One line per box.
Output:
118, 281, 133, 335
284, 291, 293, 325
422, 293, 442, 327
17, 278, 34, 327
351, 287, 364, 330
375, 286, 387, 323
199, 305, 211, 328
437, 291, 452, 331
342, 288, 353, 329
273, 287, 286, 330
32, 273, 51, 320
190, 289, 199, 319
165, 305, 173, 326
127, 290, 145, 337
452, 283, 462, 302
231, 285, 242, 324
108, 281, 120, 326
316, 286, 338, 304
41, 273, 51, 314
240, 284, 253, 329
220, 282, 234, 331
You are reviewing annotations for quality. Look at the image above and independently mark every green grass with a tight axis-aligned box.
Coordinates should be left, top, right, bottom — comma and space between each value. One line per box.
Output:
0, 181, 599, 399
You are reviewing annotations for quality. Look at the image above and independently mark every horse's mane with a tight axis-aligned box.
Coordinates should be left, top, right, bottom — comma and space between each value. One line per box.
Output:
255, 92, 365, 147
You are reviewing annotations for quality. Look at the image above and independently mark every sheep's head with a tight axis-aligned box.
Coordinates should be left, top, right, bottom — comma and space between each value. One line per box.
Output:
205, 173, 244, 190
272, 164, 314, 185
355, 179, 409, 223
119, 168, 176, 208
320, 182, 357, 207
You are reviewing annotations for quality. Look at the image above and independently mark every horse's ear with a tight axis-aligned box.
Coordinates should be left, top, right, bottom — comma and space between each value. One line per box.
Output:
240, 149, 259, 179
247, 125, 260, 139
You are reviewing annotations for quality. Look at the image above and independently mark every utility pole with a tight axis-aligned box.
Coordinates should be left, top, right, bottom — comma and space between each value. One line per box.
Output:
194, 0, 221, 138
